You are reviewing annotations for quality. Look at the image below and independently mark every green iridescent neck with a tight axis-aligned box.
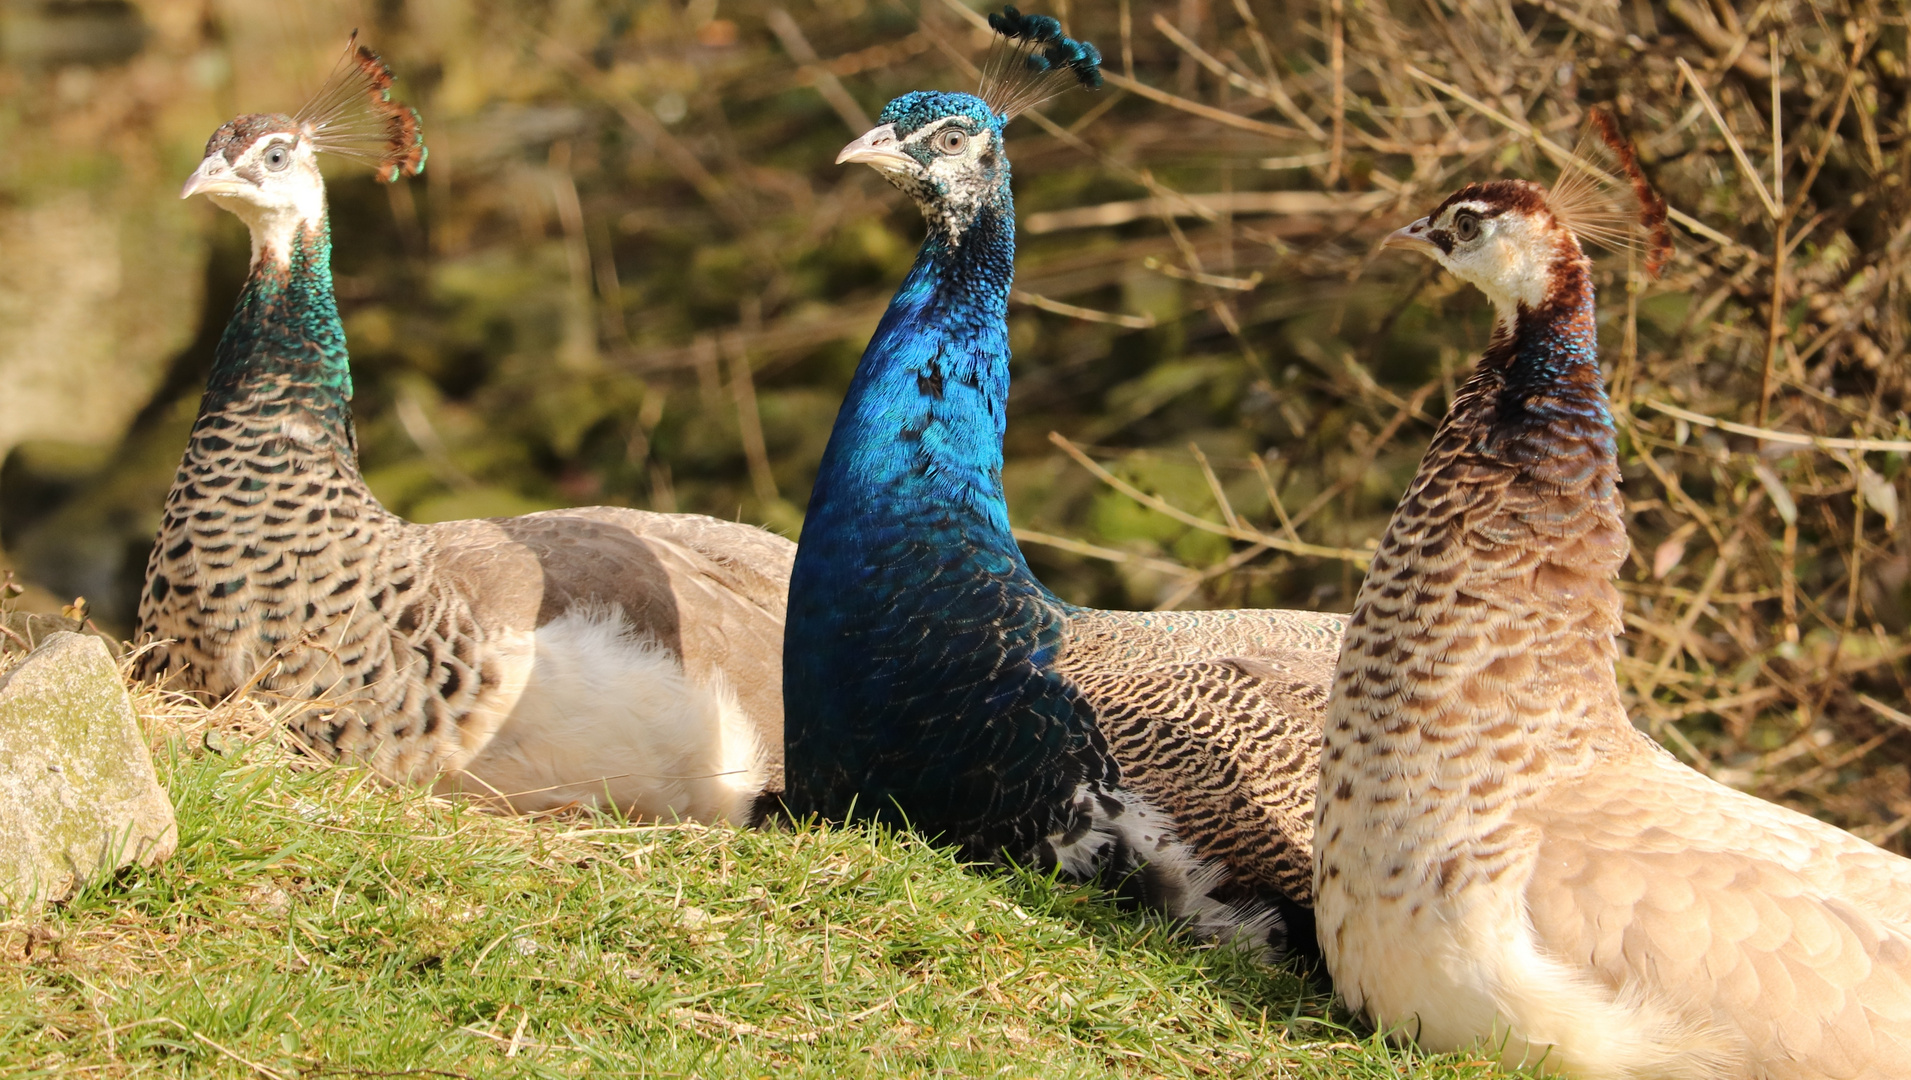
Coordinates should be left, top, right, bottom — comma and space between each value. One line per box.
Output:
205, 216, 354, 407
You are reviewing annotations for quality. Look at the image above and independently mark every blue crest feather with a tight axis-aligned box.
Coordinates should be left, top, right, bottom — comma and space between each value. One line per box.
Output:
987, 7, 1104, 89
978, 6, 1102, 118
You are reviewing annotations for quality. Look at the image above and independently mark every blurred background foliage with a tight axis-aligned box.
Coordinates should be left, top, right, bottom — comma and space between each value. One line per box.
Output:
1, 0, 1909, 844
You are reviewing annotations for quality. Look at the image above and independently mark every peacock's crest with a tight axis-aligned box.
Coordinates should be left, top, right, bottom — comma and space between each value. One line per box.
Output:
978, 6, 1102, 119
876, 91, 1001, 140
292, 31, 427, 183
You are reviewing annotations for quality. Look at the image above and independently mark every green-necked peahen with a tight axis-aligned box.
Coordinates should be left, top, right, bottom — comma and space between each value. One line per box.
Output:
135, 38, 794, 823
781, 9, 1345, 956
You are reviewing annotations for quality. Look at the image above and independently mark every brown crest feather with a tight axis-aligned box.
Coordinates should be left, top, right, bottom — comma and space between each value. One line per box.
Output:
1590, 107, 1671, 278
293, 31, 427, 183
1541, 107, 1672, 279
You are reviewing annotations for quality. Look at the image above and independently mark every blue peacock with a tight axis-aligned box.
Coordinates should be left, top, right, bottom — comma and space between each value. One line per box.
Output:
783, 9, 1345, 953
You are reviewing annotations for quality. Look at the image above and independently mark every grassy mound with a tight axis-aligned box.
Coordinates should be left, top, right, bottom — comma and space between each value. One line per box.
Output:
0, 702, 1495, 1079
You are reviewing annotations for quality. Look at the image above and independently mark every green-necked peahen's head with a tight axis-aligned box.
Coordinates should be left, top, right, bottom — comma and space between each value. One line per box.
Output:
837, 7, 1099, 244
183, 113, 329, 261
182, 35, 425, 267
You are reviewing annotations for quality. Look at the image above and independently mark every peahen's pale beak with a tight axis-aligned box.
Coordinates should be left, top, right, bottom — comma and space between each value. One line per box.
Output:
180, 156, 246, 199
1383, 217, 1439, 256
836, 124, 916, 173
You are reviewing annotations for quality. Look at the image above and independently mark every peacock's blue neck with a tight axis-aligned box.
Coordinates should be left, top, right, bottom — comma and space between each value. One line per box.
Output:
785, 187, 1108, 842
199, 215, 355, 444
801, 197, 1037, 587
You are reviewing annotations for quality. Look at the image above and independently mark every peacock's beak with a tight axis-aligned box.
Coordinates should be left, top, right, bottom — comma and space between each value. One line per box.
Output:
180, 156, 247, 199
836, 124, 916, 173
1383, 217, 1439, 256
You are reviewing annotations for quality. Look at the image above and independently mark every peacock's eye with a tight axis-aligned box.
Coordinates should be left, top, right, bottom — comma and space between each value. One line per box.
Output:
1453, 210, 1481, 242
264, 143, 292, 171
933, 127, 969, 156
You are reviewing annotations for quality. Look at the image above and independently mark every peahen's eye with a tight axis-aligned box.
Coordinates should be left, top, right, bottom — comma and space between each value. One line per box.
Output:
1453, 210, 1481, 242
933, 128, 968, 156
264, 143, 292, 170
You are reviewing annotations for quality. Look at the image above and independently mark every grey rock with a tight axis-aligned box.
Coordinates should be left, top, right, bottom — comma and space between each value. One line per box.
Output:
0, 632, 176, 911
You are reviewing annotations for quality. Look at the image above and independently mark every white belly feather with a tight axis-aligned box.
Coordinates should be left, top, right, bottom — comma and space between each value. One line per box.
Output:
439, 604, 769, 823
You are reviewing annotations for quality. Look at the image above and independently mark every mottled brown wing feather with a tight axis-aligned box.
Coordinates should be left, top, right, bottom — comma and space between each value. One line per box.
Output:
1058, 607, 1343, 904
1062, 607, 1345, 665
1070, 650, 1331, 903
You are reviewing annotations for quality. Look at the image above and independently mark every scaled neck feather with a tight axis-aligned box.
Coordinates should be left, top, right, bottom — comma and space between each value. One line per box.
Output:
1478, 237, 1613, 479
201, 203, 356, 452
1444, 239, 1621, 599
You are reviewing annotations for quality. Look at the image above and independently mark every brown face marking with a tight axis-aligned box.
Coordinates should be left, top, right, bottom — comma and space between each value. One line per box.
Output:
1426, 179, 1550, 222
205, 113, 300, 163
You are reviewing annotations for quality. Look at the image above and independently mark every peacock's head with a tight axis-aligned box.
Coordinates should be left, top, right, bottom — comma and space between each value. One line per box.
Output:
1384, 180, 1575, 317
181, 35, 424, 267
839, 92, 1009, 242
838, 7, 1101, 246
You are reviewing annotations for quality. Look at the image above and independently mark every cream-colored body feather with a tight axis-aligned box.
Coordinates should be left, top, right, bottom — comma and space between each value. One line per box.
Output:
444, 605, 770, 819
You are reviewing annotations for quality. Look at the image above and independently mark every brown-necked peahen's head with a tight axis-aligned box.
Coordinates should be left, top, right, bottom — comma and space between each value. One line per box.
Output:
1384, 108, 1671, 319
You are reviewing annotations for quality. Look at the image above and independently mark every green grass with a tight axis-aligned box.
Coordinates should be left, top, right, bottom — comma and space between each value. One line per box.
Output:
0, 739, 1498, 1078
